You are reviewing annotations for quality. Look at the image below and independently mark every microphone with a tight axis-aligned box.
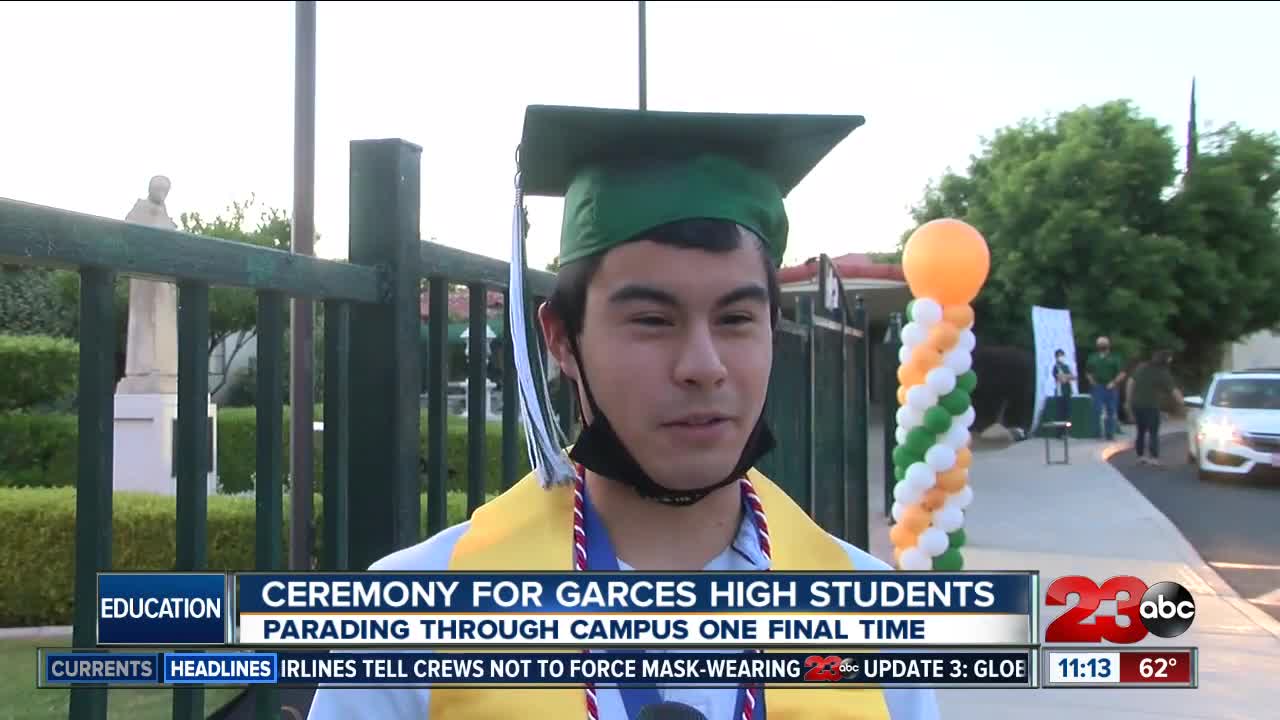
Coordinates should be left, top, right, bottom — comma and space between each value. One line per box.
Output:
636, 701, 709, 720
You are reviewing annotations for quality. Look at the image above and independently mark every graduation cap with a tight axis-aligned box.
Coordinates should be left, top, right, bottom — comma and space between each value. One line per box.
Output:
508, 105, 866, 489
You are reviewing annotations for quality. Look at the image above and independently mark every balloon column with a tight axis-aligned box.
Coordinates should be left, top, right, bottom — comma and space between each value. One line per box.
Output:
889, 219, 990, 571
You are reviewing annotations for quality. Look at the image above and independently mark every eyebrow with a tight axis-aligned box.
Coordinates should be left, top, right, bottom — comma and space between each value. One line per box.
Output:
608, 283, 769, 310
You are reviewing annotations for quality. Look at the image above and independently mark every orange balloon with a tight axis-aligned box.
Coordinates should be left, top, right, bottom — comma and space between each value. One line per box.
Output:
890, 522, 919, 549
937, 467, 967, 492
893, 546, 904, 564
944, 304, 975, 330
956, 447, 973, 469
897, 385, 907, 405
898, 363, 926, 387
928, 323, 960, 353
902, 219, 990, 305
911, 343, 943, 370
900, 504, 932, 534
921, 487, 948, 510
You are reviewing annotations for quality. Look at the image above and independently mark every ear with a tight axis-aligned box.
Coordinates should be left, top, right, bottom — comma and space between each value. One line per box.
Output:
538, 301, 580, 383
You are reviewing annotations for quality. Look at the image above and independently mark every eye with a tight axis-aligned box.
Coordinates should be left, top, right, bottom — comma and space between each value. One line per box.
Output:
630, 314, 672, 327
721, 313, 756, 326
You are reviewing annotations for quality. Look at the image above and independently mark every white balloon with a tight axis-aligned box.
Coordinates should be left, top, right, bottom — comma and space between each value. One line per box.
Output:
905, 462, 936, 491
907, 385, 938, 411
891, 501, 906, 524
918, 527, 949, 557
926, 366, 957, 396
901, 321, 927, 348
959, 329, 977, 352
898, 345, 912, 365
893, 479, 925, 505
933, 507, 964, 533
895, 426, 909, 445
899, 547, 932, 571
945, 423, 971, 450
961, 406, 977, 429
926, 444, 958, 472
944, 348, 973, 375
897, 405, 924, 430
912, 299, 943, 327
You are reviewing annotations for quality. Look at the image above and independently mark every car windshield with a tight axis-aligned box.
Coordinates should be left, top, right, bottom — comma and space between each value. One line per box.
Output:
1209, 378, 1280, 409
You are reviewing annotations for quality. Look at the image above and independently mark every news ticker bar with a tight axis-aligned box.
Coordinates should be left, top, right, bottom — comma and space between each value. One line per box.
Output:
96, 571, 1039, 648
1041, 647, 1198, 689
38, 649, 1039, 690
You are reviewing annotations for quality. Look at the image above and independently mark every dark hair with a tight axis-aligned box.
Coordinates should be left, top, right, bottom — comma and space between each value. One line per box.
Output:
547, 218, 783, 340
1055, 349, 1064, 356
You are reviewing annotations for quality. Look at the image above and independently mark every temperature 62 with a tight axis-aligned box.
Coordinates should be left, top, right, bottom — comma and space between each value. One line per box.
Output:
1139, 656, 1177, 678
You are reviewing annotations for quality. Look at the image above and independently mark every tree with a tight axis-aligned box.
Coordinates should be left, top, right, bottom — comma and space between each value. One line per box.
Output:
180, 195, 303, 396
902, 100, 1280, 387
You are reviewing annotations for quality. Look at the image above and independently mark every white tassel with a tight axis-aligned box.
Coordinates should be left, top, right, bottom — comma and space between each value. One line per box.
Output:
509, 184, 577, 488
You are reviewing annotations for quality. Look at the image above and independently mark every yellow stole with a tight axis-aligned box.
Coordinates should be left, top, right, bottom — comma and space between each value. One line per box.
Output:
427, 469, 892, 719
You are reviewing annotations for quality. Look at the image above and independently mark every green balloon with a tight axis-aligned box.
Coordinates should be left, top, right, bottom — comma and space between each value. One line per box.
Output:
940, 388, 971, 415
906, 299, 916, 320
923, 406, 952, 434
957, 370, 978, 394
892, 445, 917, 469
894, 465, 907, 482
947, 529, 967, 549
906, 427, 935, 455
932, 548, 964, 571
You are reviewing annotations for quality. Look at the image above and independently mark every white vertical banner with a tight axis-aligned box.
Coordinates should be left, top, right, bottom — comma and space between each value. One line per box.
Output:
1031, 306, 1078, 432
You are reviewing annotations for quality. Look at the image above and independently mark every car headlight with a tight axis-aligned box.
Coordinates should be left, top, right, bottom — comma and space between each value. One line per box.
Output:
1198, 419, 1242, 446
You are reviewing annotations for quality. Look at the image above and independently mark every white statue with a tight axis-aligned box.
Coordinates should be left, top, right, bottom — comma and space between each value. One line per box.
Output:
117, 175, 179, 395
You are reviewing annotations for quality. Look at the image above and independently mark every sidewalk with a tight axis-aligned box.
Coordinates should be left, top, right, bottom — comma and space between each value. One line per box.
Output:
867, 422, 1280, 719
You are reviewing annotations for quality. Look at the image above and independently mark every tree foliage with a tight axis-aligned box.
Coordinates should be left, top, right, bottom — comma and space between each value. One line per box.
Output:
179, 195, 301, 396
904, 100, 1280, 387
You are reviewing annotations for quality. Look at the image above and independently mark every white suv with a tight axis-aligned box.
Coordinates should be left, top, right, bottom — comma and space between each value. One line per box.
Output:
1184, 369, 1280, 481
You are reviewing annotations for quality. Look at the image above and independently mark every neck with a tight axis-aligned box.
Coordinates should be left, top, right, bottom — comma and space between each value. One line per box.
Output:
586, 470, 743, 572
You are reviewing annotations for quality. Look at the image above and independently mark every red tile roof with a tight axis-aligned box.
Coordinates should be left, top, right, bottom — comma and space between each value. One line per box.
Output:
778, 253, 905, 284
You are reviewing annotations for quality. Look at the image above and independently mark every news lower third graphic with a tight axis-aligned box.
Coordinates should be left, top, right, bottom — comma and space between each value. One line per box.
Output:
39, 649, 1037, 689
54, 570, 1208, 692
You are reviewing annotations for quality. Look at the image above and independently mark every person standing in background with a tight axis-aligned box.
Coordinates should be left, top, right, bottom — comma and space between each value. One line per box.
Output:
1127, 350, 1183, 466
1052, 349, 1076, 431
1086, 336, 1126, 441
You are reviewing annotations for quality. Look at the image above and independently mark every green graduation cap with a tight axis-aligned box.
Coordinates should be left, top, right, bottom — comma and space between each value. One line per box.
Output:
508, 104, 866, 487
518, 104, 866, 268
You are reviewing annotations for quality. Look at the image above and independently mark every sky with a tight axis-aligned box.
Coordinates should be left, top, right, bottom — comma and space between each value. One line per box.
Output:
2, 1, 1277, 271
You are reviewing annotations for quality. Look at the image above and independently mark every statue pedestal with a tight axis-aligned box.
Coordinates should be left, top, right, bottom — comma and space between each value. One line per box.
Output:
113, 394, 218, 495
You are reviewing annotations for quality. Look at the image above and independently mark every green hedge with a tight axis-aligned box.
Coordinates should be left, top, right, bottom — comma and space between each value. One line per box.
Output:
0, 408, 531, 495
0, 487, 480, 627
0, 413, 77, 488
0, 334, 79, 411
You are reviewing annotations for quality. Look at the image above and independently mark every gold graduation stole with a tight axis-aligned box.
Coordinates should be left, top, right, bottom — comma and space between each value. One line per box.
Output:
427, 470, 891, 719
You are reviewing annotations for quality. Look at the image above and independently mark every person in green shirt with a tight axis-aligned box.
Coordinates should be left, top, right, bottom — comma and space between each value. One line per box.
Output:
1126, 350, 1183, 465
1086, 336, 1126, 440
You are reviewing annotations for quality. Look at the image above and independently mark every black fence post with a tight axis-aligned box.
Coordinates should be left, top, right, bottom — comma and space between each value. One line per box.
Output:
882, 312, 902, 518
347, 139, 423, 571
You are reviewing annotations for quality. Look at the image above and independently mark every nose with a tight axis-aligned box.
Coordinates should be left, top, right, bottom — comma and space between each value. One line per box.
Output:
673, 322, 728, 389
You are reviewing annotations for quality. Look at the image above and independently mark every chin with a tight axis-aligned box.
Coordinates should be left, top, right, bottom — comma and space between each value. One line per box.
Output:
649, 454, 744, 492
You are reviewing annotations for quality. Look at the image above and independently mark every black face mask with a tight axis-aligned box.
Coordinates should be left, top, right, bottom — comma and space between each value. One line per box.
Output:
564, 334, 776, 507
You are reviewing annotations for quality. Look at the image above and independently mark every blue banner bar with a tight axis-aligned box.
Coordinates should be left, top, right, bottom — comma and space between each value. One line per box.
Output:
236, 572, 1034, 614
163, 653, 279, 684
98, 572, 228, 645
44, 652, 162, 684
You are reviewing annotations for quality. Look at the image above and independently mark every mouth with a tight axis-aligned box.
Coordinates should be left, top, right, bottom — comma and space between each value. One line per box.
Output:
663, 413, 732, 429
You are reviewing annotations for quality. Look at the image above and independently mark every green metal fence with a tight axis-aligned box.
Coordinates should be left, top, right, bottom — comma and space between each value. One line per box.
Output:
0, 138, 873, 720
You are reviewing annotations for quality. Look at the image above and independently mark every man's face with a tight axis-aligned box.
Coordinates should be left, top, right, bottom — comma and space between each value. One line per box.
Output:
544, 237, 774, 491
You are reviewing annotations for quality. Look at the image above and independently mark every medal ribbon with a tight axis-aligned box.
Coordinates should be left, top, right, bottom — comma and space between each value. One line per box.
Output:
573, 466, 769, 720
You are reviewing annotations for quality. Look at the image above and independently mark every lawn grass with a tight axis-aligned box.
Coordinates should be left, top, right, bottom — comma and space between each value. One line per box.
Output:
0, 637, 240, 720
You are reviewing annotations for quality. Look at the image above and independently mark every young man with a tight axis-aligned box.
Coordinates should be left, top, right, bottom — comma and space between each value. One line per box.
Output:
1051, 349, 1075, 435
1126, 350, 1182, 466
308, 105, 939, 719
1086, 336, 1125, 441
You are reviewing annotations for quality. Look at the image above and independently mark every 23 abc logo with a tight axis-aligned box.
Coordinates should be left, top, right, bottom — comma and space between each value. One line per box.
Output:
1045, 576, 1196, 643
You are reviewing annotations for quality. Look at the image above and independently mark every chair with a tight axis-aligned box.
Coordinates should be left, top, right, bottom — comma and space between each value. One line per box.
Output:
1041, 421, 1071, 464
